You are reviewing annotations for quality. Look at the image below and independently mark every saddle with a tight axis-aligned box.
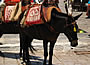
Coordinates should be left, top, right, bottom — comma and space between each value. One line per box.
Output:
21, 5, 61, 26
43, 6, 61, 22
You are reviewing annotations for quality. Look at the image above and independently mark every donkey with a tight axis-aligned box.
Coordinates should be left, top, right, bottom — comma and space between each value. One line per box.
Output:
19, 8, 82, 65
0, 21, 35, 57
0, 1, 35, 59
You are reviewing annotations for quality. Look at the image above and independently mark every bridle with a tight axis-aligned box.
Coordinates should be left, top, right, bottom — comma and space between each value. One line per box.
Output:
65, 21, 76, 27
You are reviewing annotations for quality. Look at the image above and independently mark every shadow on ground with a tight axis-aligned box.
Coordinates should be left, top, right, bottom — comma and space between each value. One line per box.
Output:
0, 51, 45, 65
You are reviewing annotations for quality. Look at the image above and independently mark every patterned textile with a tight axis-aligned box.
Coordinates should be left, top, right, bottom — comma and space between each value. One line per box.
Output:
4, 5, 17, 22
24, 5, 43, 25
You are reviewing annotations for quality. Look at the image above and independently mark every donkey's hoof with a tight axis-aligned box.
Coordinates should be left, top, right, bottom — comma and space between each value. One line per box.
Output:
43, 62, 46, 65
21, 62, 26, 65
20, 57, 23, 60
26, 62, 31, 65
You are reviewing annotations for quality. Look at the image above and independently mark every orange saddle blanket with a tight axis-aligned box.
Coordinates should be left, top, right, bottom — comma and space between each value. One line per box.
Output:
43, 6, 61, 22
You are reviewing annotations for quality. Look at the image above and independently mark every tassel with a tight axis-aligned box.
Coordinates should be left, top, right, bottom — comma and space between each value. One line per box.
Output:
74, 25, 76, 32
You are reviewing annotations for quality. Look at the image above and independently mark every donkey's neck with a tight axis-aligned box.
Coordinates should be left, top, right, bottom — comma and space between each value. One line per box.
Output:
50, 17, 67, 33
51, 8, 71, 19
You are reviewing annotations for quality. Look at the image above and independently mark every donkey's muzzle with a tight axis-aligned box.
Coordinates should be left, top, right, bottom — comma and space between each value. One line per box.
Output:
71, 40, 78, 47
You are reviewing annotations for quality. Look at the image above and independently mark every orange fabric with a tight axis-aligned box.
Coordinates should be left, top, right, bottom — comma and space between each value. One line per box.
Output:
88, 4, 90, 6
43, 6, 61, 22
86, 4, 90, 16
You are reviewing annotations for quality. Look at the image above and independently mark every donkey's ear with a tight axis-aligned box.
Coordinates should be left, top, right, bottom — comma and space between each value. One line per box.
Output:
74, 13, 83, 20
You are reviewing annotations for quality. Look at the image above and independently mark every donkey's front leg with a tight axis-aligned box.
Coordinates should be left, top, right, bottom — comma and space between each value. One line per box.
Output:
49, 41, 56, 65
43, 40, 48, 65
25, 38, 33, 65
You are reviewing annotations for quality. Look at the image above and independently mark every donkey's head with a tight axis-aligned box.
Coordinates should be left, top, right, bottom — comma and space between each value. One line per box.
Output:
51, 8, 82, 47
64, 13, 82, 47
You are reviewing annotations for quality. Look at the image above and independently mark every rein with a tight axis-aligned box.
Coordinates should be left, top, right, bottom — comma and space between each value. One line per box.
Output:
65, 21, 76, 27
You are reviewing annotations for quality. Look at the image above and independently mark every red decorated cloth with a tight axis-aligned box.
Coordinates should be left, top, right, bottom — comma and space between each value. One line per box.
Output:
31, 0, 33, 2
86, 4, 90, 16
4, 5, 16, 22
25, 5, 42, 25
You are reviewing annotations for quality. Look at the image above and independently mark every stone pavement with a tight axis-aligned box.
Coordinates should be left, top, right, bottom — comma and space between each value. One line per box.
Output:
0, 49, 90, 65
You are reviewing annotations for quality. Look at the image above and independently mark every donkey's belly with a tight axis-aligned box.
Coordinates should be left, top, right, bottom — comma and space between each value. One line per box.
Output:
0, 23, 19, 34
21, 24, 59, 41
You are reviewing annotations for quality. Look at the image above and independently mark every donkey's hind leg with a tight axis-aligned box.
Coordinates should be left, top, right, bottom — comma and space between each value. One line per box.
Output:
49, 41, 56, 65
19, 34, 23, 59
43, 40, 48, 65
24, 37, 33, 65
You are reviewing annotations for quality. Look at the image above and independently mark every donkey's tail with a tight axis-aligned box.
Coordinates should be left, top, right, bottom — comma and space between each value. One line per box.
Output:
29, 43, 37, 54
